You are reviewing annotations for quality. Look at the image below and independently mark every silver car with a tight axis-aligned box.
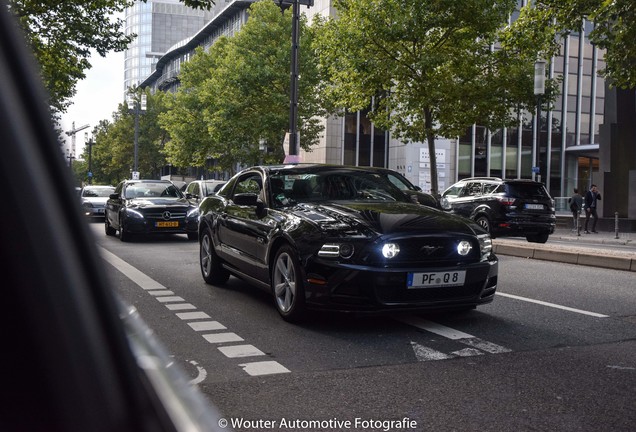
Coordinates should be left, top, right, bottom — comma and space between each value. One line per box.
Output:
80, 185, 115, 219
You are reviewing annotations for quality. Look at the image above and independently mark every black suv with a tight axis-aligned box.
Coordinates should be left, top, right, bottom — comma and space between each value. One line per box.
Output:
441, 177, 556, 243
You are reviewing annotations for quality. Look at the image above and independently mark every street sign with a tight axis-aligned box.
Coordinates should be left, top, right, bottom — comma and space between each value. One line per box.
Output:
132, 171, 140, 180
88, 171, 93, 178
532, 166, 540, 174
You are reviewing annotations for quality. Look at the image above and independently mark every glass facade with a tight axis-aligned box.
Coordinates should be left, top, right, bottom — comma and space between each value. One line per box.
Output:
124, 0, 212, 96
453, 0, 604, 207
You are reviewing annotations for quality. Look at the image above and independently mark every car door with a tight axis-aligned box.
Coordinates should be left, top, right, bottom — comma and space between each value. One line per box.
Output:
217, 172, 269, 275
106, 182, 125, 230
451, 181, 482, 218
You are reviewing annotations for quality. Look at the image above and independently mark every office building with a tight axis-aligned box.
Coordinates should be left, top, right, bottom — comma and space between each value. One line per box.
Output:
124, 0, 214, 95
140, 0, 635, 222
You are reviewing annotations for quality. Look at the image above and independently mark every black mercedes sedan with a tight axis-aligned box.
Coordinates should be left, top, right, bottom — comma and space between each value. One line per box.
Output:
106, 179, 199, 241
198, 165, 498, 322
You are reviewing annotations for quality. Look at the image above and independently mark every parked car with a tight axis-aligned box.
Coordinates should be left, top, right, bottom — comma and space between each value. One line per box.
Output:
105, 180, 199, 241
0, 5, 223, 431
79, 185, 115, 219
198, 164, 498, 322
440, 177, 556, 243
185, 180, 227, 204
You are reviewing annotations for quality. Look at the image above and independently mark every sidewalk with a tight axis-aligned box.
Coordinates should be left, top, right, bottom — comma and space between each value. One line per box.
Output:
492, 226, 636, 272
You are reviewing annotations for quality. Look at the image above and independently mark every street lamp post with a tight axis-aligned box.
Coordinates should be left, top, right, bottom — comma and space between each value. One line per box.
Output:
534, 59, 546, 183
278, 0, 314, 163
85, 132, 93, 185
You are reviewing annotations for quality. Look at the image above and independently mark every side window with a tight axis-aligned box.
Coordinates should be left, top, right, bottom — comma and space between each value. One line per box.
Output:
464, 182, 482, 197
482, 182, 499, 194
443, 183, 464, 198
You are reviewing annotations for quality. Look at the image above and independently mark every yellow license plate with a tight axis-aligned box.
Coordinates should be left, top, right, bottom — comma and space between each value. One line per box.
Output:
156, 221, 179, 228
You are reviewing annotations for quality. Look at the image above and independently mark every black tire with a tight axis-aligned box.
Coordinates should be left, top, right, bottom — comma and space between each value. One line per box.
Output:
187, 232, 198, 241
105, 217, 116, 236
272, 245, 305, 322
475, 216, 491, 233
526, 233, 549, 244
199, 228, 229, 285
118, 219, 131, 242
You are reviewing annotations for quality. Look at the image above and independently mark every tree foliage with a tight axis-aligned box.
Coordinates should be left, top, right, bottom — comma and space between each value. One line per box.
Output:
159, 0, 326, 173
509, 0, 636, 89
81, 90, 168, 185
315, 0, 551, 196
8, 0, 134, 118
7, 0, 217, 121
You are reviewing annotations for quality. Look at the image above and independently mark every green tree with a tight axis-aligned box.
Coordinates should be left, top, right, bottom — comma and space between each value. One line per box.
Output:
508, 0, 636, 89
159, 0, 326, 172
8, 0, 134, 118
8, 0, 217, 120
85, 90, 169, 184
315, 0, 552, 196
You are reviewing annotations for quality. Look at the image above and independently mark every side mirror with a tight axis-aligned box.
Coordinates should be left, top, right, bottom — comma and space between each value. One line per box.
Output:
109, 193, 119, 200
233, 193, 259, 206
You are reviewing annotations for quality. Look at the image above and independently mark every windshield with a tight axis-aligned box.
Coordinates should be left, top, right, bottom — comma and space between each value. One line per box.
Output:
82, 187, 114, 198
269, 170, 409, 207
124, 182, 183, 199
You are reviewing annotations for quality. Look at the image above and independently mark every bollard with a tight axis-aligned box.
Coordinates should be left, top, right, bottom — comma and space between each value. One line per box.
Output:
615, 212, 619, 239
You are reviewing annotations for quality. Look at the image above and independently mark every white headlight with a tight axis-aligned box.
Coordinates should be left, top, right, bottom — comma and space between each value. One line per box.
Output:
382, 243, 400, 258
457, 241, 472, 256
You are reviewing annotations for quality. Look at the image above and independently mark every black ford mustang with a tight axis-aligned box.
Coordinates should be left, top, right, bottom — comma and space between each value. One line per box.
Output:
198, 165, 498, 321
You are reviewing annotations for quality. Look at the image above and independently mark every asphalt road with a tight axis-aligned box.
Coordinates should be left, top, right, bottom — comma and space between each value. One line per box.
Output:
90, 223, 636, 432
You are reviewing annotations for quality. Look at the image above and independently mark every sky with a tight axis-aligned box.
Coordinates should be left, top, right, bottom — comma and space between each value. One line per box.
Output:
59, 49, 125, 160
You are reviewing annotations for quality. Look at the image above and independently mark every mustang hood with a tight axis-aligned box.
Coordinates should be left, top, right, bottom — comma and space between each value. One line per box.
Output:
293, 202, 481, 236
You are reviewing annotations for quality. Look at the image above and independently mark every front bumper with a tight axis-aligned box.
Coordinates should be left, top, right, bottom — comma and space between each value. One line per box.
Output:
123, 217, 198, 236
301, 257, 498, 313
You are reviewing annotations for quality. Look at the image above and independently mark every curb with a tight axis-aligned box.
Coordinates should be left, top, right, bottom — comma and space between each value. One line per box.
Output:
492, 242, 636, 272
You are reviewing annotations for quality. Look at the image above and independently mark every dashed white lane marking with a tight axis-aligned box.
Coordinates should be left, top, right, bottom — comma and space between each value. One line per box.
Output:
98, 246, 290, 377
147, 290, 174, 296
165, 303, 197, 311
156, 296, 185, 303
188, 321, 226, 331
176, 311, 211, 320
218, 345, 265, 358
239, 361, 291, 376
203, 333, 244, 344
496, 292, 609, 318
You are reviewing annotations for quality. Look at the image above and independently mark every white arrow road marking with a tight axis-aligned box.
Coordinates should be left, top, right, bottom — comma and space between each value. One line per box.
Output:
188, 360, 208, 385
398, 316, 511, 361
411, 342, 455, 361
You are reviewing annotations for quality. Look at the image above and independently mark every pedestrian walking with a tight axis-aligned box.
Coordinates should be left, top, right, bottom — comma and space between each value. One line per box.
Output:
584, 184, 601, 234
568, 188, 583, 233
